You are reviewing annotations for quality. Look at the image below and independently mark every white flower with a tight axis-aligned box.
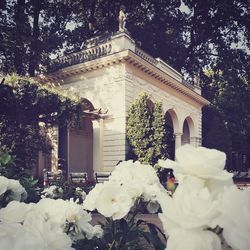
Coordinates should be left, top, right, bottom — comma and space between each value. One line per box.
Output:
23, 211, 74, 250
158, 145, 233, 193
0, 176, 9, 196
0, 176, 27, 202
215, 186, 250, 250
159, 176, 219, 231
76, 222, 103, 240
84, 160, 165, 220
35, 198, 101, 240
83, 183, 104, 211
159, 144, 232, 180
0, 200, 34, 223
109, 160, 163, 201
75, 187, 86, 200
0, 217, 74, 250
41, 185, 63, 199
93, 182, 133, 220
0, 221, 46, 250
7, 179, 27, 201
35, 198, 89, 223
166, 228, 221, 250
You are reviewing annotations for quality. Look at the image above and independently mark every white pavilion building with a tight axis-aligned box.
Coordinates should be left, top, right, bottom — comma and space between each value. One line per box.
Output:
40, 31, 209, 179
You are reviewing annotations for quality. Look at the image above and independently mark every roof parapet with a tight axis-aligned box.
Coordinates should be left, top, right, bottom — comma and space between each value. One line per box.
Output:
49, 32, 197, 91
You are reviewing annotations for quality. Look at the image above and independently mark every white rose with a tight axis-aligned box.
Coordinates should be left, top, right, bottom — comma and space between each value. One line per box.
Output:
0, 221, 47, 250
159, 144, 232, 180
0, 176, 9, 196
94, 182, 133, 220
83, 183, 104, 211
109, 160, 162, 201
215, 186, 250, 250
166, 228, 221, 250
159, 145, 233, 193
0, 200, 34, 223
109, 162, 143, 199
159, 176, 219, 231
23, 212, 73, 250
7, 179, 27, 201
35, 198, 91, 225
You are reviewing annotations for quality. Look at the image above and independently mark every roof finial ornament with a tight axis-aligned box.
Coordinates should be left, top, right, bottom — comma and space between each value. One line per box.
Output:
118, 5, 127, 32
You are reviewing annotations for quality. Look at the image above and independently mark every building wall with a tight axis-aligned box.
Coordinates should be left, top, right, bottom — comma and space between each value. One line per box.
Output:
124, 64, 203, 150
59, 62, 204, 172
61, 64, 127, 172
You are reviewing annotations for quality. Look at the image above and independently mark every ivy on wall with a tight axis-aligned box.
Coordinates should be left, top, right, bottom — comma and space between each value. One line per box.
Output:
127, 93, 168, 166
0, 74, 84, 172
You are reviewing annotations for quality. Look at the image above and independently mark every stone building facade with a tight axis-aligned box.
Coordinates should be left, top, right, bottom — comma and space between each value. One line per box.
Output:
43, 32, 209, 177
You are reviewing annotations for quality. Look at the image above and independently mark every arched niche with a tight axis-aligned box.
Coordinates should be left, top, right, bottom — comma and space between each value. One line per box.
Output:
181, 116, 195, 145
58, 98, 94, 180
165, 108, 180, 134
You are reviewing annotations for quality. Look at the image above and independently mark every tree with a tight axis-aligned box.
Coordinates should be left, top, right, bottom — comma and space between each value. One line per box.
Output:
152, 102, 168, 161
202, 62, 250, 170
127, 93, 167, 166
202, 106, 232, 168
0, 0, 249, 169
0, 74, 84, 172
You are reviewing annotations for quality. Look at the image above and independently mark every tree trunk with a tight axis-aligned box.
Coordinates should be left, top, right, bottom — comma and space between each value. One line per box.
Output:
14, 0, 26, 75
28, 0, 41, 76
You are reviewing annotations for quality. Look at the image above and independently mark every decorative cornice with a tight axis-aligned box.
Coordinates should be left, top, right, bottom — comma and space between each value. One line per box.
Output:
40, 49, 209, 106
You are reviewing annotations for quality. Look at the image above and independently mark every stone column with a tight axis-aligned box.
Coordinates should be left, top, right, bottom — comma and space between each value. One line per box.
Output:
174, 132, 183, 151
190, 137, 197, 147
190, 137, 201, 147
99, 118, 104, 171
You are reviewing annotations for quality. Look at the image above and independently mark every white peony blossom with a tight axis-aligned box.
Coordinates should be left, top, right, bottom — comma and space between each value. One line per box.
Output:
83, 183, 104, 211
0, 218, 74, 250
84, 160, 165, 220
0, 200, 34, 223
41, 185, 63, 199
159, 176, 219, 231
94, 182, 133, 220
34, 198, 102, 240
159, 144, 232, 180
215, 186, 250, 250
23, 211, 74, 250
75, 187, 86, 200
158, 145, 233, 194
7, 179, 27, 201
166, 228, 221, 250
109, 160, 165, 201
0, 176, 27, 202
0, 197, 102, 245
0, 176, 9, 196
0, 221, 47, 250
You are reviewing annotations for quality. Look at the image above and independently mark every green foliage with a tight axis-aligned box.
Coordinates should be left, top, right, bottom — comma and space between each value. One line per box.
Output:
0, 74, 83, 171
0, 151, 27, 179
0, 151, 41, 203
1, 0, 248, 78
1, 0, 249, 169
152, 102, 168, 160
127, 93, 152, 164
202, 106, 232, 155
202, 63, 250, 169
127, 93, 167, 166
